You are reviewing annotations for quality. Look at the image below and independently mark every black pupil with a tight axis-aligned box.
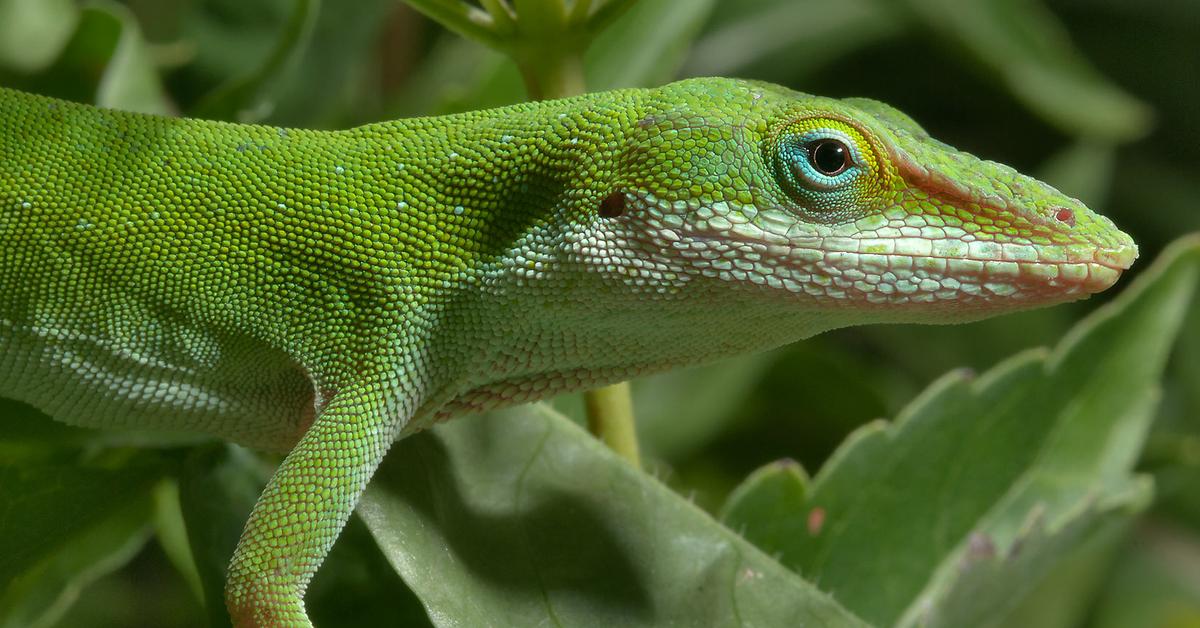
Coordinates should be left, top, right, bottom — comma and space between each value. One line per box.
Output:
809, 140, 849, 176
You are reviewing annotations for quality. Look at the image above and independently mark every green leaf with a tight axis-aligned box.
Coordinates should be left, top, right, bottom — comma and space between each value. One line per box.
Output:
681, 0, 901, 81
382, 37, 525, 118
0, 1, 172, 115
0, 459, 166, 626
359, 403, 869, 628
400, 0, 504, 50
719, 459, 811, 534
0, 460, 166, 584
0, 0, 78, 73
0, 493, 154, 628
308, 517, 434, 628
1036, 140, 1117, 209
191, 0, 319, 122
391, 0, 716, 117
990, 490, 1140, 628
1088, 520, 1200, 628
269, 0, 400, 127
152, 479, 204, 604
922, 477, 1151, 628
895, 0, 1152, 141
89, 1, 173, 115
723, 235, 1200, 626
176, 445, 269, 627
630, 353, 773, 461
584, 0, 717, 91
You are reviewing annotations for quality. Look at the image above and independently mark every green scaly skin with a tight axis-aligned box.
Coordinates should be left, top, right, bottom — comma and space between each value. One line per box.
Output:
0, 78, 1136, 626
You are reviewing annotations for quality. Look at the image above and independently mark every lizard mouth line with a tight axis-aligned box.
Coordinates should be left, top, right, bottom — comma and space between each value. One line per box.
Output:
669, 226, 1137, 304
780, 241, 1136, 302
677, 225, 1137, 272
631, 195, 1137, 276
806, 245, 1139, 274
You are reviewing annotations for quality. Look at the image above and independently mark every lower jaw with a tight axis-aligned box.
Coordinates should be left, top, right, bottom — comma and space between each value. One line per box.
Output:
765, 259, 1123, 310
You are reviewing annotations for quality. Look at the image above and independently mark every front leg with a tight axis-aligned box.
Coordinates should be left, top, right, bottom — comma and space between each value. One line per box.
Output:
224, 377, 405, 627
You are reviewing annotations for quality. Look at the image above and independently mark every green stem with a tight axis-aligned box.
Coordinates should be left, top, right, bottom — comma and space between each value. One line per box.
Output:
515, 49, 586, 100
583, 382, 641, 468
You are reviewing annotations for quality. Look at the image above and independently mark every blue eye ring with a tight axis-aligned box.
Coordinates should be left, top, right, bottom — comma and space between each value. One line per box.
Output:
781, 129, 865, 192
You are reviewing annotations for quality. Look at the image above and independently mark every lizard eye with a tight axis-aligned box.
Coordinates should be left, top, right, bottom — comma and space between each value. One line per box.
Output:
777, 129, 862, 195
807, 139, 851, 176
772, 124, 877, 217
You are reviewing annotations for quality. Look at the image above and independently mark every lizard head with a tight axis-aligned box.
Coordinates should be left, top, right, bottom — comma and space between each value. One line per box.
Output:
588, 78, 1137, 325
444, 78, 1138, 415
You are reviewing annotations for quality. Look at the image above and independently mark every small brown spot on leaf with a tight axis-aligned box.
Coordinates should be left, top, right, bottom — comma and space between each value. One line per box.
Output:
807, 507, 826, 536
966, 532, 996, 560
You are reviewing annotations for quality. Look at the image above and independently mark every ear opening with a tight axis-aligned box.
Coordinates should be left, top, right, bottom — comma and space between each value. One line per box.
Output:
599, 192, 626, 218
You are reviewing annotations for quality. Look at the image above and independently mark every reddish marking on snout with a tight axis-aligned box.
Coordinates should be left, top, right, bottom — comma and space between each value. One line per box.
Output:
1054, 206, 1076, 227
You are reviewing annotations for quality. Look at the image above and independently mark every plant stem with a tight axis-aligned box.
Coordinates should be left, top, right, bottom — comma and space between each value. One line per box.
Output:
583, 382, 641, 467
515, 49, 586, 100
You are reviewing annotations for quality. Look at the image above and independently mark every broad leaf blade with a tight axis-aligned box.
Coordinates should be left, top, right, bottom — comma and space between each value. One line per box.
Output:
176, 445, 268, 627
359, 403, 868, 628
719, 459, 811, 541
0, 458, 167, 626
191, 0, 319, 122
90, 1, 172, 115
0, 0, 172, 115
1087, 520, 1200, 628
0, 0, 78, 73
896, 0, 1152, 141
585, 0, 716, 91
0, 490, 154, 628
923, 476, 1152, 628
724, 235, 1200, 625
682, 0, 900, 81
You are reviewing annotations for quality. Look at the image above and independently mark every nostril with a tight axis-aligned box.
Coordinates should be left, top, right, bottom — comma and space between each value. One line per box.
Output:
1053, 206, 1076, 227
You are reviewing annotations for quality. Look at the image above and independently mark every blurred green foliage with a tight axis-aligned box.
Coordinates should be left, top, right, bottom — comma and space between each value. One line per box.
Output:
1, 0, 1199, 626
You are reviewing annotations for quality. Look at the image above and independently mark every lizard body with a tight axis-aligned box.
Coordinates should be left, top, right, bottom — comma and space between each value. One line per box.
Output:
0, 78, 1136, 625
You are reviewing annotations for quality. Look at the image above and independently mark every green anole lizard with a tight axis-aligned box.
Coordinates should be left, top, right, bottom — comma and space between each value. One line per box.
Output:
0, 78, 1136, 626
